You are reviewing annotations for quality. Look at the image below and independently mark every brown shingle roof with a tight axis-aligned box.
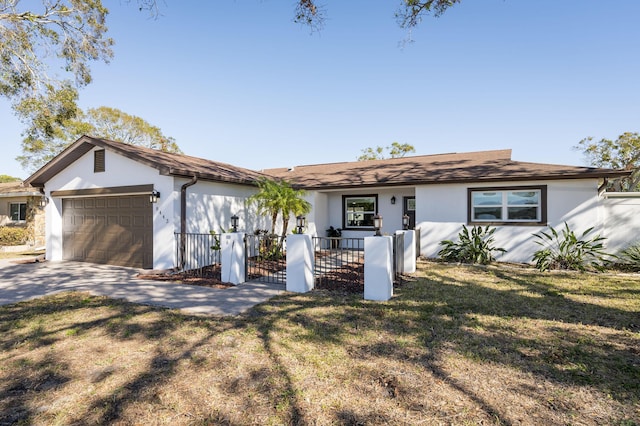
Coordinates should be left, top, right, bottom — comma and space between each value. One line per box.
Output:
263, 149, 630, 189
26, 135, 270, 187
0, 181, 40, 195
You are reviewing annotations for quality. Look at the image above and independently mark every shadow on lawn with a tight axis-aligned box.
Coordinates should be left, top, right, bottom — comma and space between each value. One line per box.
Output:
0, 264, 638, 425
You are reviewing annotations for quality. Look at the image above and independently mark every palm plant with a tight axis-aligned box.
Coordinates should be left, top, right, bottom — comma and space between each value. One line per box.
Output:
248, 178, 283, 235
248, 178, 311, 255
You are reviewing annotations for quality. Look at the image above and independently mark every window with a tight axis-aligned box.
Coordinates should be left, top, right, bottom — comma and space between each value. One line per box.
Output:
94, 149, 105, 173
343, 195, 377, 229
10, 202, 27, 222
468, 186, 547, 226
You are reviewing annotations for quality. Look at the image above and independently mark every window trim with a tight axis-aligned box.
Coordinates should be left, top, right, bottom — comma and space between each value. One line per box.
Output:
342, 194, 378, 230
467, 185, 547, 226
9, 202, 27, 222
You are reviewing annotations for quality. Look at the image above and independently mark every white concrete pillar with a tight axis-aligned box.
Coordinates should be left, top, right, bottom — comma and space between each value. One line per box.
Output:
286, 234, 315, 293
396, 230, 416, 274
220, 233, 246, 285
364, 236, 393, 301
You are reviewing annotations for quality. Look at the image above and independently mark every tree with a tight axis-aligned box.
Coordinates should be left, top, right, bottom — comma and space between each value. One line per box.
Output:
357, 142, 416, 161
248, 178, 311, 239
0, 1, 160, 104
276, 182, 312, 240
15, 92, 181, 172
0, 175, 21, 183
294, 0, 461, 30
575, 132, 640, 192
2, 0, 458, 108
83, 106, 181, 153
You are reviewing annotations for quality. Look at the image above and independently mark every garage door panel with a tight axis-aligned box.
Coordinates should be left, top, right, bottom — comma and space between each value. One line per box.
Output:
120, 216, 131, 227
62, 195, 153, 268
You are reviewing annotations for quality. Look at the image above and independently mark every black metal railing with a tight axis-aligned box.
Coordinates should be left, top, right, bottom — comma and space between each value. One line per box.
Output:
244, 233, 286, 284
313, 237, 364, 292
175, 232, 222, 279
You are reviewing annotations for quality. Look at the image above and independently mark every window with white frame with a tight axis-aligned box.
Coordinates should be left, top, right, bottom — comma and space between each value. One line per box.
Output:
343, 195, 377, 229
468, 186, 546, 225
10, 202, 27, 222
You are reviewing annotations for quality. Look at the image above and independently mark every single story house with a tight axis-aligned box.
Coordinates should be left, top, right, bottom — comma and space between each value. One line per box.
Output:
25, 135, 637, 269
0, 181, 46, 247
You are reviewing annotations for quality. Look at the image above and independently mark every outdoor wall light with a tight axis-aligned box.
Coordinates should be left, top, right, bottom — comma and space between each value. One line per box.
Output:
373, 214, 383, 236
402, 214, 410, 230
390, 196, 396, 205
296, 215, 306, 234
39, 196, 49, 208
149, 190, 161, 203
231, 214, 239, 232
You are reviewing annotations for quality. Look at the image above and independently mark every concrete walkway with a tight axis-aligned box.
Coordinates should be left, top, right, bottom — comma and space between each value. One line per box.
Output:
0, 259, 285, 316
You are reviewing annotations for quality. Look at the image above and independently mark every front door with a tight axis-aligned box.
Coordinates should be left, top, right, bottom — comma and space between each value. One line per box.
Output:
403, 196, 416, 229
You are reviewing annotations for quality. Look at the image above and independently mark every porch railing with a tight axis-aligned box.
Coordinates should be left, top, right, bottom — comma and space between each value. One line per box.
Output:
312, 237, 364, 292
174, 232, 221, 279
244, 233, 287, 283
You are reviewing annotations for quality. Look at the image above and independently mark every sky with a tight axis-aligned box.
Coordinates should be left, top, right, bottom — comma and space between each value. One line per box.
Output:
1, 0, 639, 179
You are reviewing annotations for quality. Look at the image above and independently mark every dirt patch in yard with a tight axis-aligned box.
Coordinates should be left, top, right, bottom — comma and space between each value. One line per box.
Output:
136, 265, 233, 289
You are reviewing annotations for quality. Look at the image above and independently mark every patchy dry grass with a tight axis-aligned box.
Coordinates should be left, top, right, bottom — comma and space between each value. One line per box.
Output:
0, 260, 638, 425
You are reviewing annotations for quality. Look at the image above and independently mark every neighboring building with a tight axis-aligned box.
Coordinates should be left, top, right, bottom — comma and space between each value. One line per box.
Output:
25, 135, 636, 269
0, 181, 46, 247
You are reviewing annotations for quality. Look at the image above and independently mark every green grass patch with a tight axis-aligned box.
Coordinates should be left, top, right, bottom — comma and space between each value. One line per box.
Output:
0, 261, 638, 425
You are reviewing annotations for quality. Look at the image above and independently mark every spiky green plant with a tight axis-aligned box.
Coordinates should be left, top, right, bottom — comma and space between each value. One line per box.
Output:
532, 223, 609, 272
438, 225, 506, 265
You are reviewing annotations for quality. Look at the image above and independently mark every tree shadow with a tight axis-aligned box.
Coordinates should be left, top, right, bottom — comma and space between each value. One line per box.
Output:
0, 265, 637, 424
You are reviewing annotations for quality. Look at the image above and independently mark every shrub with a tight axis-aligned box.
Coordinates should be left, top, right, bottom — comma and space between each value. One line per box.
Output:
613, 243, 640, 271
532, 223, 609, 272
0, 226, 30, 246
438, 225, 506, 265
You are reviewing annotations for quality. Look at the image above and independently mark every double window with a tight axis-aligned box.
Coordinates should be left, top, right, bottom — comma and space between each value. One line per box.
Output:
468, 186, 546, 225
343, 195, 377, 229
10, 202, 27, 222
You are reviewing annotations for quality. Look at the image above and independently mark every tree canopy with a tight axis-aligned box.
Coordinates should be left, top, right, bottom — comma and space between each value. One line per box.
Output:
575, 132, 640, 192
358, 142, 416, 161
0, 175, 21, 183
0, 0, 159, 105
294, 0, 461, 30
248, 178, 311, 238
1, 0, 459, 109
16, 95, 181, 172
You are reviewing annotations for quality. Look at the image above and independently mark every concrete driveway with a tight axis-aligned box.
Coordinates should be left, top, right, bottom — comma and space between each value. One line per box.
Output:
0, 259, 285, 316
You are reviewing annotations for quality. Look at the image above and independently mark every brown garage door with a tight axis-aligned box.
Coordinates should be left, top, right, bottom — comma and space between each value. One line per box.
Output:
62, 195, 153, 268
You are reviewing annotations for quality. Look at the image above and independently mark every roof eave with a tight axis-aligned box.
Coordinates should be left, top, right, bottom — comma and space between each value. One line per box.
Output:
292, 170, 631, 190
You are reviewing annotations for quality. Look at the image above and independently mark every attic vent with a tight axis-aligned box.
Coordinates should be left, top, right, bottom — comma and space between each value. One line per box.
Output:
94, 150, 105, 173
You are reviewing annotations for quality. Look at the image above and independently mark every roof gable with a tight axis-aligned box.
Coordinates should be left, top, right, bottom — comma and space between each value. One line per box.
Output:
26, 135, 269, 187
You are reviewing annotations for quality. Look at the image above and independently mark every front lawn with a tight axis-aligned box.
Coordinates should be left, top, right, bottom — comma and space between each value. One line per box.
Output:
0, 261, 638, 425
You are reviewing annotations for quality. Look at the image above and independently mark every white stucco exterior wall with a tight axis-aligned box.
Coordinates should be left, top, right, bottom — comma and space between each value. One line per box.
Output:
601, 193, 640, 254
43, 147, 175, 269
321, 187, 415, 238
175, 178, 264, 235
415, 179, 603, 263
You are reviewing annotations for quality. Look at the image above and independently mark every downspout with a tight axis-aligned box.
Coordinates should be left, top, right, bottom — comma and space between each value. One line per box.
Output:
180, 175, 198, 269
598, 178, 609, 196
